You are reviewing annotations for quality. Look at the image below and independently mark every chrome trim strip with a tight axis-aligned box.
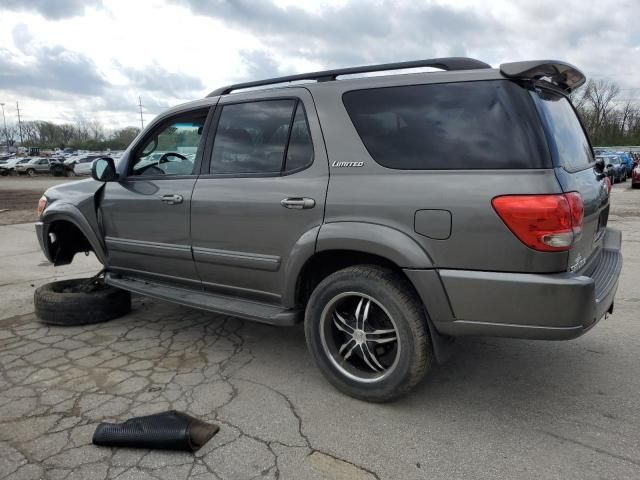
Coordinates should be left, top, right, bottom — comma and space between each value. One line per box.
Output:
105, 236, 192, 260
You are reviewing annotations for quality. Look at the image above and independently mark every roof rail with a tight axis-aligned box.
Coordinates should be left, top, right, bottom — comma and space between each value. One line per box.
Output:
499, 60, 586, 93
207, 57, 491, 97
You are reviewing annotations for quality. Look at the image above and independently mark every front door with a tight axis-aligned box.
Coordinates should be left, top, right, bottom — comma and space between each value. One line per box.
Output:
190, 89, 328, 303
100, 107, 212, 287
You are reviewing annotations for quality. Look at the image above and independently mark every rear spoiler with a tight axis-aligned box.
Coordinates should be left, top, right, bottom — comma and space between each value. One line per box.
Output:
499, 60, 586, 93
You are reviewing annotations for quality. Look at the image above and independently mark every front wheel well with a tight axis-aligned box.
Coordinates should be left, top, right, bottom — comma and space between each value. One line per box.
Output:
295, 250, 416, 308
47, 220, 93, 266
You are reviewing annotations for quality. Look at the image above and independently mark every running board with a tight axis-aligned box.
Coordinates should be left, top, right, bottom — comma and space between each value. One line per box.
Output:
105, 273, 302, 326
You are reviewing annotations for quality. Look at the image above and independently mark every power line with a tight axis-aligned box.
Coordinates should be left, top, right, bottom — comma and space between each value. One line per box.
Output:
138, 96, 144, 130
16, 101, 23, 145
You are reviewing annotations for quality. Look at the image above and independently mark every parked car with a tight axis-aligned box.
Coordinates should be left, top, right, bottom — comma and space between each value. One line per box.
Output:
599, 155, 626, 183
73, 156, 102, 176
615, 151, 634, 175
0, 157, 31, 175
34, 58, 622, 402
632, 164, 640, 189
49, 158, 75, 177
15, 157, 55, 176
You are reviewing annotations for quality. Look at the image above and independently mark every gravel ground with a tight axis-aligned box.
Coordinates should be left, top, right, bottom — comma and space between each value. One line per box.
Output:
0, 176, 84, 226
0, 182, 638, 479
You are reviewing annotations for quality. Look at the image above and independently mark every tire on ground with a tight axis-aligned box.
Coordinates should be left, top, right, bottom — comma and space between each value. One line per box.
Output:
34, 278, 131, 326
304, 265, 432, 402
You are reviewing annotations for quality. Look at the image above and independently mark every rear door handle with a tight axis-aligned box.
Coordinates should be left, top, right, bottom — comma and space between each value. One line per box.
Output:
160, 194, 183, 205
280, 197, 315, 209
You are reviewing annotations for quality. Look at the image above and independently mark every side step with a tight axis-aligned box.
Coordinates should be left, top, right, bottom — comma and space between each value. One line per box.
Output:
105, 273, 302, 326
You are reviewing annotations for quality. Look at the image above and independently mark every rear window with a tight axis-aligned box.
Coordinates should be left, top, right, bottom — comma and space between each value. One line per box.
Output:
533, 89, 593, 171
342, 80, 548, 170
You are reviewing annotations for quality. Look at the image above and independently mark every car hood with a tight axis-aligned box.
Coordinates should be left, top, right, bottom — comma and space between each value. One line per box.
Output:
44, 178, 103, 204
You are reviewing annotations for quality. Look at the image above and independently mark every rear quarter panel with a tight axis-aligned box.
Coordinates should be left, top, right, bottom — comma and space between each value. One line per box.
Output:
309, 72, 568, 273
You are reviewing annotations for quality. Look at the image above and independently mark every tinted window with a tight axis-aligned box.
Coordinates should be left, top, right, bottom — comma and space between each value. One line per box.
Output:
534, 89, 593, 171
210, 100, 296, 174
132, 112, 207, 176
343, 80, 548, 169
284, 103, 314, 172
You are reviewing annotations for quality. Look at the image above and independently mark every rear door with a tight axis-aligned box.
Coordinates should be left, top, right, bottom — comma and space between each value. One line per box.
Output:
190, 88, 328, 303
100, 106, 213, 286
532, 87, 610, 271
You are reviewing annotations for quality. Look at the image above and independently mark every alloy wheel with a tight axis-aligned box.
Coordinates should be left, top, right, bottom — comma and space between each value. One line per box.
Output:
319, 292, 400, 383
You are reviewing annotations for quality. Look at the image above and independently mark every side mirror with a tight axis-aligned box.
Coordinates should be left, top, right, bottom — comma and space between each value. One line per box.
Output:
594, 157, 605, 174
92, 157, 118, 182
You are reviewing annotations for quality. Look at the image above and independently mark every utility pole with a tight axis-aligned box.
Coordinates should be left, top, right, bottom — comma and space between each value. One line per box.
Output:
0, 103, 8, 151
138, 96, 144, 130
16, 101, 23, 146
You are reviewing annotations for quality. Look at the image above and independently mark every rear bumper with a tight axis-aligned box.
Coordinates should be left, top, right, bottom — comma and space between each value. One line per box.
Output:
406, 228, 622, 340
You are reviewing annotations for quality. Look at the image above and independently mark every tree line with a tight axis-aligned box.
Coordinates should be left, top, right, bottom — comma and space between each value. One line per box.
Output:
570, 79, 639, 146
0, 119, 140, 151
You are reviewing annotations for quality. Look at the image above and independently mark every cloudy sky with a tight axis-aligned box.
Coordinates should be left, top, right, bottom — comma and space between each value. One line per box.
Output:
0, 0, 639, 129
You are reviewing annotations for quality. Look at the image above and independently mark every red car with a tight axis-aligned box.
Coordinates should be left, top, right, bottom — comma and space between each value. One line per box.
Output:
632, 164, 640, 189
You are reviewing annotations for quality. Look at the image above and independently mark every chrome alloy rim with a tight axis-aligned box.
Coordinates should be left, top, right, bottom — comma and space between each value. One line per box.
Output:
319, 292, 400, 383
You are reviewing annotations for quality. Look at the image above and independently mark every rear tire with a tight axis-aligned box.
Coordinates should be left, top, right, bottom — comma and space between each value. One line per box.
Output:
26, 168, 36, 177
304, 265, 432, 402
34, 278, 131, 326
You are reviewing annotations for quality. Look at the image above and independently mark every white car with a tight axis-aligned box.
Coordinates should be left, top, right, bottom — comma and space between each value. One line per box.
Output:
73, 156, 101, 176
0, 157, 30, 176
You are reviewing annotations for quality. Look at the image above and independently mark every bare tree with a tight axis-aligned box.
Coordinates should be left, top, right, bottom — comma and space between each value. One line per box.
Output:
583, 79, 620, 133
59, 123, 76, 145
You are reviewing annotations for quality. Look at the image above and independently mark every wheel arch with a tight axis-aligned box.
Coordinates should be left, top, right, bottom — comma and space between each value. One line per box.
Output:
41, 205, 107, 265
282, 222, 434, 309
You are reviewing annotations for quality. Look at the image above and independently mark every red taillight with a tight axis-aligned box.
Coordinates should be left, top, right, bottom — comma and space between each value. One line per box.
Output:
604, 176, 612, 193
492, 192, 584, 252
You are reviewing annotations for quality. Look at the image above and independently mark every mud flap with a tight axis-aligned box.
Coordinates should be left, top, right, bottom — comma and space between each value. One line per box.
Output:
92, 411, 219, 452
425, 313, 454, 364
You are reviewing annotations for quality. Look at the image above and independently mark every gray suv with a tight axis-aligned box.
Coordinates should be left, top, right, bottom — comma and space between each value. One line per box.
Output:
35, 58, 623, 401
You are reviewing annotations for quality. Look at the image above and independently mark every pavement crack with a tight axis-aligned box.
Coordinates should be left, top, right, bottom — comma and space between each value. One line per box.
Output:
540, 430, 640, 468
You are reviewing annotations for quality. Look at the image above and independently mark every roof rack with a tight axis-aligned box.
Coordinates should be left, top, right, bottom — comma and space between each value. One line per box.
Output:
207, 57, 491, 97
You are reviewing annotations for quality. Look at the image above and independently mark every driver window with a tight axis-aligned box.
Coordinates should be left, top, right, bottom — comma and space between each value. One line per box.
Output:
131, 111, 208, 176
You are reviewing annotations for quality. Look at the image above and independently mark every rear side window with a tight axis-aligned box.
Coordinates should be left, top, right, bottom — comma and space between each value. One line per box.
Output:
533, 89, 593, 171
343, 80, 548, 169
284, 102, 314, 172
209, 99, 314, 175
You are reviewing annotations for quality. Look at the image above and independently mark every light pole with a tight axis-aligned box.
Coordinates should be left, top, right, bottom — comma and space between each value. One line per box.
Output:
0, 103, 7, 152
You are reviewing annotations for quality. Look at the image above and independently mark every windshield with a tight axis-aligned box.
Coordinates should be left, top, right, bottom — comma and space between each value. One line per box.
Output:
533, 89, 593, 171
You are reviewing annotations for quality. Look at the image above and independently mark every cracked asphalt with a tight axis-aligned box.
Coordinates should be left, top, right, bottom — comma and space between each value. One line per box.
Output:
1, 182, 639, 479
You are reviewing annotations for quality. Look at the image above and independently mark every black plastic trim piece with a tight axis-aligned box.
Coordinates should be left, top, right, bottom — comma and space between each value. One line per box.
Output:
208, 57, 491, 96
500, 60, 586, 93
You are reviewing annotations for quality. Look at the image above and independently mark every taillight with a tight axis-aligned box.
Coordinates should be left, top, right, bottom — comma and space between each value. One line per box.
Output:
492, 192, 584, 252
603, 176, 612, 193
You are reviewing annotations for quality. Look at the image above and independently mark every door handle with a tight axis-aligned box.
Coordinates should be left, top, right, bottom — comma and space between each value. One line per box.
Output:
160, 194, 183, 205
280, 197, 315, 209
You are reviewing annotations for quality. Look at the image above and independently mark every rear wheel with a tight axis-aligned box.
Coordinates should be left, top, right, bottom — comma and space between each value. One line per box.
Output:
34, 277, 131, 326
26, 168, 36, 176
305, 265, 432, 402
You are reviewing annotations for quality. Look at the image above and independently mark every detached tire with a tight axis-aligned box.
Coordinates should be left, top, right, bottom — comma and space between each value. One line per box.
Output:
34, 278, 131, 326
305, 265, 432, 402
